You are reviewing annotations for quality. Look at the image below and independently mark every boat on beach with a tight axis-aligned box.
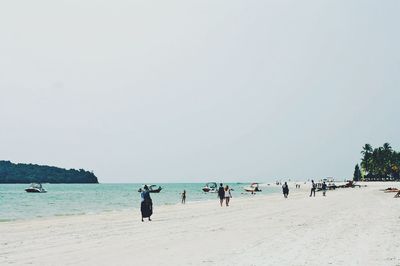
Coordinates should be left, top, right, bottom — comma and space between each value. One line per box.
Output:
202, 182, 218, 193
138, 184, 162, 193
244, 183, 262, 193
25, 183, 47, 193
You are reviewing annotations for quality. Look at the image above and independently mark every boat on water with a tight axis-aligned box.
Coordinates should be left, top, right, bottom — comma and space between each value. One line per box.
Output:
202, 182, 218, 193
244, 183, 262, 193
25, 183, 47, 193
138, 184, 162, 193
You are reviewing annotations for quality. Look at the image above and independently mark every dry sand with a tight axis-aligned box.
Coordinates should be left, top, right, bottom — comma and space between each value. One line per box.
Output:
1, 182, 399, 266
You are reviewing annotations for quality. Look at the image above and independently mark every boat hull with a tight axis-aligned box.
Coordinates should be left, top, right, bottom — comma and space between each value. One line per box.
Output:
25, 188, 46, 193
244, 187, 262, 193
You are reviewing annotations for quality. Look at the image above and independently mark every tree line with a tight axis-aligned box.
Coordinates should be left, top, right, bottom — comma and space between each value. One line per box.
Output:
354, 143, 400, 181
0, 161, 99, 183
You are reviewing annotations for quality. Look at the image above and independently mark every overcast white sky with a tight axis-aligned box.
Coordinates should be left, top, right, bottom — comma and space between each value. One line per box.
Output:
0, 0, 399, 182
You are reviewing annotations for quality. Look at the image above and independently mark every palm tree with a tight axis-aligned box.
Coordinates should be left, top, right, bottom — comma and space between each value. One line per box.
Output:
393, 151, 400, 180
383, 142, 392, 152
382, 143, 393, 179
359, 143, 400, 181
361, 144, 373, 155
361, 144, 373, 176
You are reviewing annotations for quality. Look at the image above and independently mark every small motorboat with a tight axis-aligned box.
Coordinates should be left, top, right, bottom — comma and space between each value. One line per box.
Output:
138, 184, 162, 193
202, 182, 218, 193
244, 183, 262, 193
25, 183, 47, 193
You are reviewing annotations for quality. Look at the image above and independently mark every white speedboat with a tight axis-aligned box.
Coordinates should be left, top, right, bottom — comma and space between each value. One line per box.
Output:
202, 182, 218, 193
25, 183, 47, 193
244, 183, 262, 193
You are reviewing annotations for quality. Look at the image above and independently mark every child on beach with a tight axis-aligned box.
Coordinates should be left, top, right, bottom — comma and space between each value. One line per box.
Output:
181, 190, 186, 204
224, 185, 232, 206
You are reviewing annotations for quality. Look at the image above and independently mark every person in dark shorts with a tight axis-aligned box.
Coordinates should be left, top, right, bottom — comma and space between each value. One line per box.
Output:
140, 185, 153, 222
218, 183, 225, 207
310, 180, 316, 197
322, 182, 327, 196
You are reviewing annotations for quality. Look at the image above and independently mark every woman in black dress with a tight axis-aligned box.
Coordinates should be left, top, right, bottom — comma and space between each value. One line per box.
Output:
140, 185, 153, 222
282, 182, 289, 198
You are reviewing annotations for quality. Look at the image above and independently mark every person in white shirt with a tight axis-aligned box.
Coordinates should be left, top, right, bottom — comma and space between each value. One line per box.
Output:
224, 185, 232, 206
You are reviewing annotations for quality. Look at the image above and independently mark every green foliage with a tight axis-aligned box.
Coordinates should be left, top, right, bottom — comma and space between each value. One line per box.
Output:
360, 143, 400, 181
0, 161, 99, 184
353, 164, 362, 181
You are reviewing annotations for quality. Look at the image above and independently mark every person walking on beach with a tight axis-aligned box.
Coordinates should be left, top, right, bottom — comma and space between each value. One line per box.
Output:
181, 190, 186, 204
310, 180, 316, 197
218, 183, 225, 207
224, 185, 232, 206
140, 185, 153, 222
322, 182, 327, 196
282, 182, 289, 198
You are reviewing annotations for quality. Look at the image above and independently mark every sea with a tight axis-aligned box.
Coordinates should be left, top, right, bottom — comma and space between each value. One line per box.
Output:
0, 183, 281, 222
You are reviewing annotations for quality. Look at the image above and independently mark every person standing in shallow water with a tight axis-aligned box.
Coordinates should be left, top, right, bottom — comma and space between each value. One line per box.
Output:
282, 182, 289, 198
181, 190, 186, 204
140, 185, 152, 222
218, 183, 225, 207
310, 180, 316, 197
224, 185, 232, 206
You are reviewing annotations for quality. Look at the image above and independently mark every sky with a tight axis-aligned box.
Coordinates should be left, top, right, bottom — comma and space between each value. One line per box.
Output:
0, 0, 399, 183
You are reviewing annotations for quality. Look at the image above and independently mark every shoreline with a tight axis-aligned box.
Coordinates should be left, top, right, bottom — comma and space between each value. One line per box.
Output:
0, 181, 396, 224
1, 182, 399, 265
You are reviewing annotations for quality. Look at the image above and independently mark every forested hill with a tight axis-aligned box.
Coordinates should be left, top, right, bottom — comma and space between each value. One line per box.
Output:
0, 161, 99, 184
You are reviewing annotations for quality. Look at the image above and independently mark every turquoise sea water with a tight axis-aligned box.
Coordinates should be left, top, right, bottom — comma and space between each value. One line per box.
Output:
0, 183, 280, 221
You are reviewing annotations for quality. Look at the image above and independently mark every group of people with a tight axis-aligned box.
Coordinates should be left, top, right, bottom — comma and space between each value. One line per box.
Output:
282, 180, 328, 198
181, 183, 233, 207
309, 180, 327, 197
140, 183, 233, 221
218, 183, 232, 207
141, 180, 330, 222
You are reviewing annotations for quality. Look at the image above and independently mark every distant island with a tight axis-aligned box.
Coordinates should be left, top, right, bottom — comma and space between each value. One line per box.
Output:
0, 161, 99, 184
353, 143, 400, 182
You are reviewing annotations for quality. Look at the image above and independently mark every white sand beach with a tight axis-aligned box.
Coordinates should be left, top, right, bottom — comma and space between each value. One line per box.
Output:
1, 182, 399, 266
